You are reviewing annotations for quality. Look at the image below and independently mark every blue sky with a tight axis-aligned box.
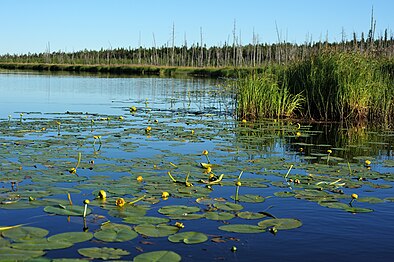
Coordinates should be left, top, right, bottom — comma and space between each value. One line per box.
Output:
1, 0, 392, 54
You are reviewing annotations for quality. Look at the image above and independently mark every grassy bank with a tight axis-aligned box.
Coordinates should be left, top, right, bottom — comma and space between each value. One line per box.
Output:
0, 62, 255, 78
236, 51, 394, 124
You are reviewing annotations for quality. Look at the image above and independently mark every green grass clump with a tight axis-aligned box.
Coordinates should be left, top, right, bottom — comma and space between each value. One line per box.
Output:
236, 70, 304, 120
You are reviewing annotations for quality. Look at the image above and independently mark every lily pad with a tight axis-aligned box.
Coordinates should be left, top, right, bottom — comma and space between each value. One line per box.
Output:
134, 224, 179, 237
214, 202, 243, 211
0, 247, 45, 260
205, 212, 235, 221
48, 232, 93, 244
133, 250, 181, 262
94, 223, 137, 242
237, 211, 267, 220
168, 231, 208, 244
2, 226, 49, 242
44, 205, 92, 216
257, 218, 302, 230
230, 194, 265, 203
78, 247, 130, 260
11, 238, 73, 251
123, 216, 170, 225
218, 224, 265, 233
158, 205, 200, 216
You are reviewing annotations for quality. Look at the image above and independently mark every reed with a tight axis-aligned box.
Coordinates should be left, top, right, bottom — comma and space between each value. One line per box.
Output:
236, 69, 304, 120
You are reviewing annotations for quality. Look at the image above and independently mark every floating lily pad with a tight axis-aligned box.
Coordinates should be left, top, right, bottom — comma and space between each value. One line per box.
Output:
214, 202, 243, 211
257, 218, 302, 230
44, 205, 92, 216
274, 191, 296, 198
133, 250, 181, 262
356, 197, 384, 204
158, 205, 200, 215
218, 224, 265, 233
78, 247, 130, 260
168, 231, 208, 244
134, 224, 179, 237
230, 194, 265, 203
205, 212, 235, 220
2, 226, 48, 242
0, 247, 45, 260
11, 238, 73, 251
94, 223, 137, 242
237, 211, 266, 220
123, 216, 170, 225
47, 232, 93, 244
344, 207, 373, 213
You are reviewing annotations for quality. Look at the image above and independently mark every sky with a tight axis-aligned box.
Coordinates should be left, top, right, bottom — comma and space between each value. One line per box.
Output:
0, 0, 392, 55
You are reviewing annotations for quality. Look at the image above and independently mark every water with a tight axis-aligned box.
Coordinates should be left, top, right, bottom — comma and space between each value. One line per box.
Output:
0, 71, 393, 261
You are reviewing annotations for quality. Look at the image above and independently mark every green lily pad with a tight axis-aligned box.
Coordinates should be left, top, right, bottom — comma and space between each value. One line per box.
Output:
214, 202, 243, 211
44, 205, 92, 216
274, 191, 296, 198
356, 197, 384, 204
2, 226, 49, 242
47, 232, 93, 244
78, 247, 130, 260
94, 223, 137, 242
0, 247, 45, 260
237, 211, 267, 220
168, 231, 208, 244
218, 224, 265, 233
11, 238, 73, 251
344, 207, 374, 213
134, 224, 179, 237
123, 216, 170, 225
257, 218, 302, 230
133, 250, 181, 262
230, 194, 265, 203
158, 205, 200, 216
205, 212, 235, 220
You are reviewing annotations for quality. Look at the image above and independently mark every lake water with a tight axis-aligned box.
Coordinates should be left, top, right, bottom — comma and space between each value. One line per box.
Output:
0, 71, 393, 261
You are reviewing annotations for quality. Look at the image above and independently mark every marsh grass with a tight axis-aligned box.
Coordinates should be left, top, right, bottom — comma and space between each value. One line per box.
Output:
237, 51, 394, 123
236, 69, 304, 120
287, 52, 394, 123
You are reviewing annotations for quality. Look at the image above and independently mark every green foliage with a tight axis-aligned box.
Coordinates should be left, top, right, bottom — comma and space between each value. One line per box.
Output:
236, 70, 305, 120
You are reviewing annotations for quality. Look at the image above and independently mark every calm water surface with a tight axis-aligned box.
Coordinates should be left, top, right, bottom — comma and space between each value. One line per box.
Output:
0, 71, 393, 261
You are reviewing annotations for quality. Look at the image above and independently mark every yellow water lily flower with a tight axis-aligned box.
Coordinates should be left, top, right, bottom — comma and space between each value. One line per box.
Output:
137, 176, 143, 182
351, 193, 358, 199
161, 191, 170, 199
296, 131, 301, 137
327, 149, 332, 154
116, 197, 126, 207
175, 222, 184, 228
235, 181, 242, 187
241, 119, 247, 123
98, 190, 107, 199
145, 126, 152, 133
202, 150, 208, 155
365, 160, 371, 166
130, 106, 137, 112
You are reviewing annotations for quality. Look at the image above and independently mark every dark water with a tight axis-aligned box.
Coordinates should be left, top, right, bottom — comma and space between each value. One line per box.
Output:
0, 71, 393, 261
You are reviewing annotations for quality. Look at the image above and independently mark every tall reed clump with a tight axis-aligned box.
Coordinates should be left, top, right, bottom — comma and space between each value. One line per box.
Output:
236, 70, 304, 120
287, 51, 394, 123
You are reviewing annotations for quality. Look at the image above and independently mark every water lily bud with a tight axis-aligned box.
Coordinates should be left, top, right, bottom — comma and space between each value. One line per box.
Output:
351, 193, 358, 199
98, 190, 107, 199
241, 119, 247, 123
162, 191, 170, 199
365, 160, 371, 166
175, 222, 184, 228
202, 150, 209, 155
231, 246, 237, 252
235, 181, 242, 187
137, 176, 143, 182
83, 199, 90, 205
327, 149, 332, 154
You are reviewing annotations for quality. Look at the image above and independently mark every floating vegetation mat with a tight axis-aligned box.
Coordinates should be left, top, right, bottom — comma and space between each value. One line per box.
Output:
1, 96, 394, 261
